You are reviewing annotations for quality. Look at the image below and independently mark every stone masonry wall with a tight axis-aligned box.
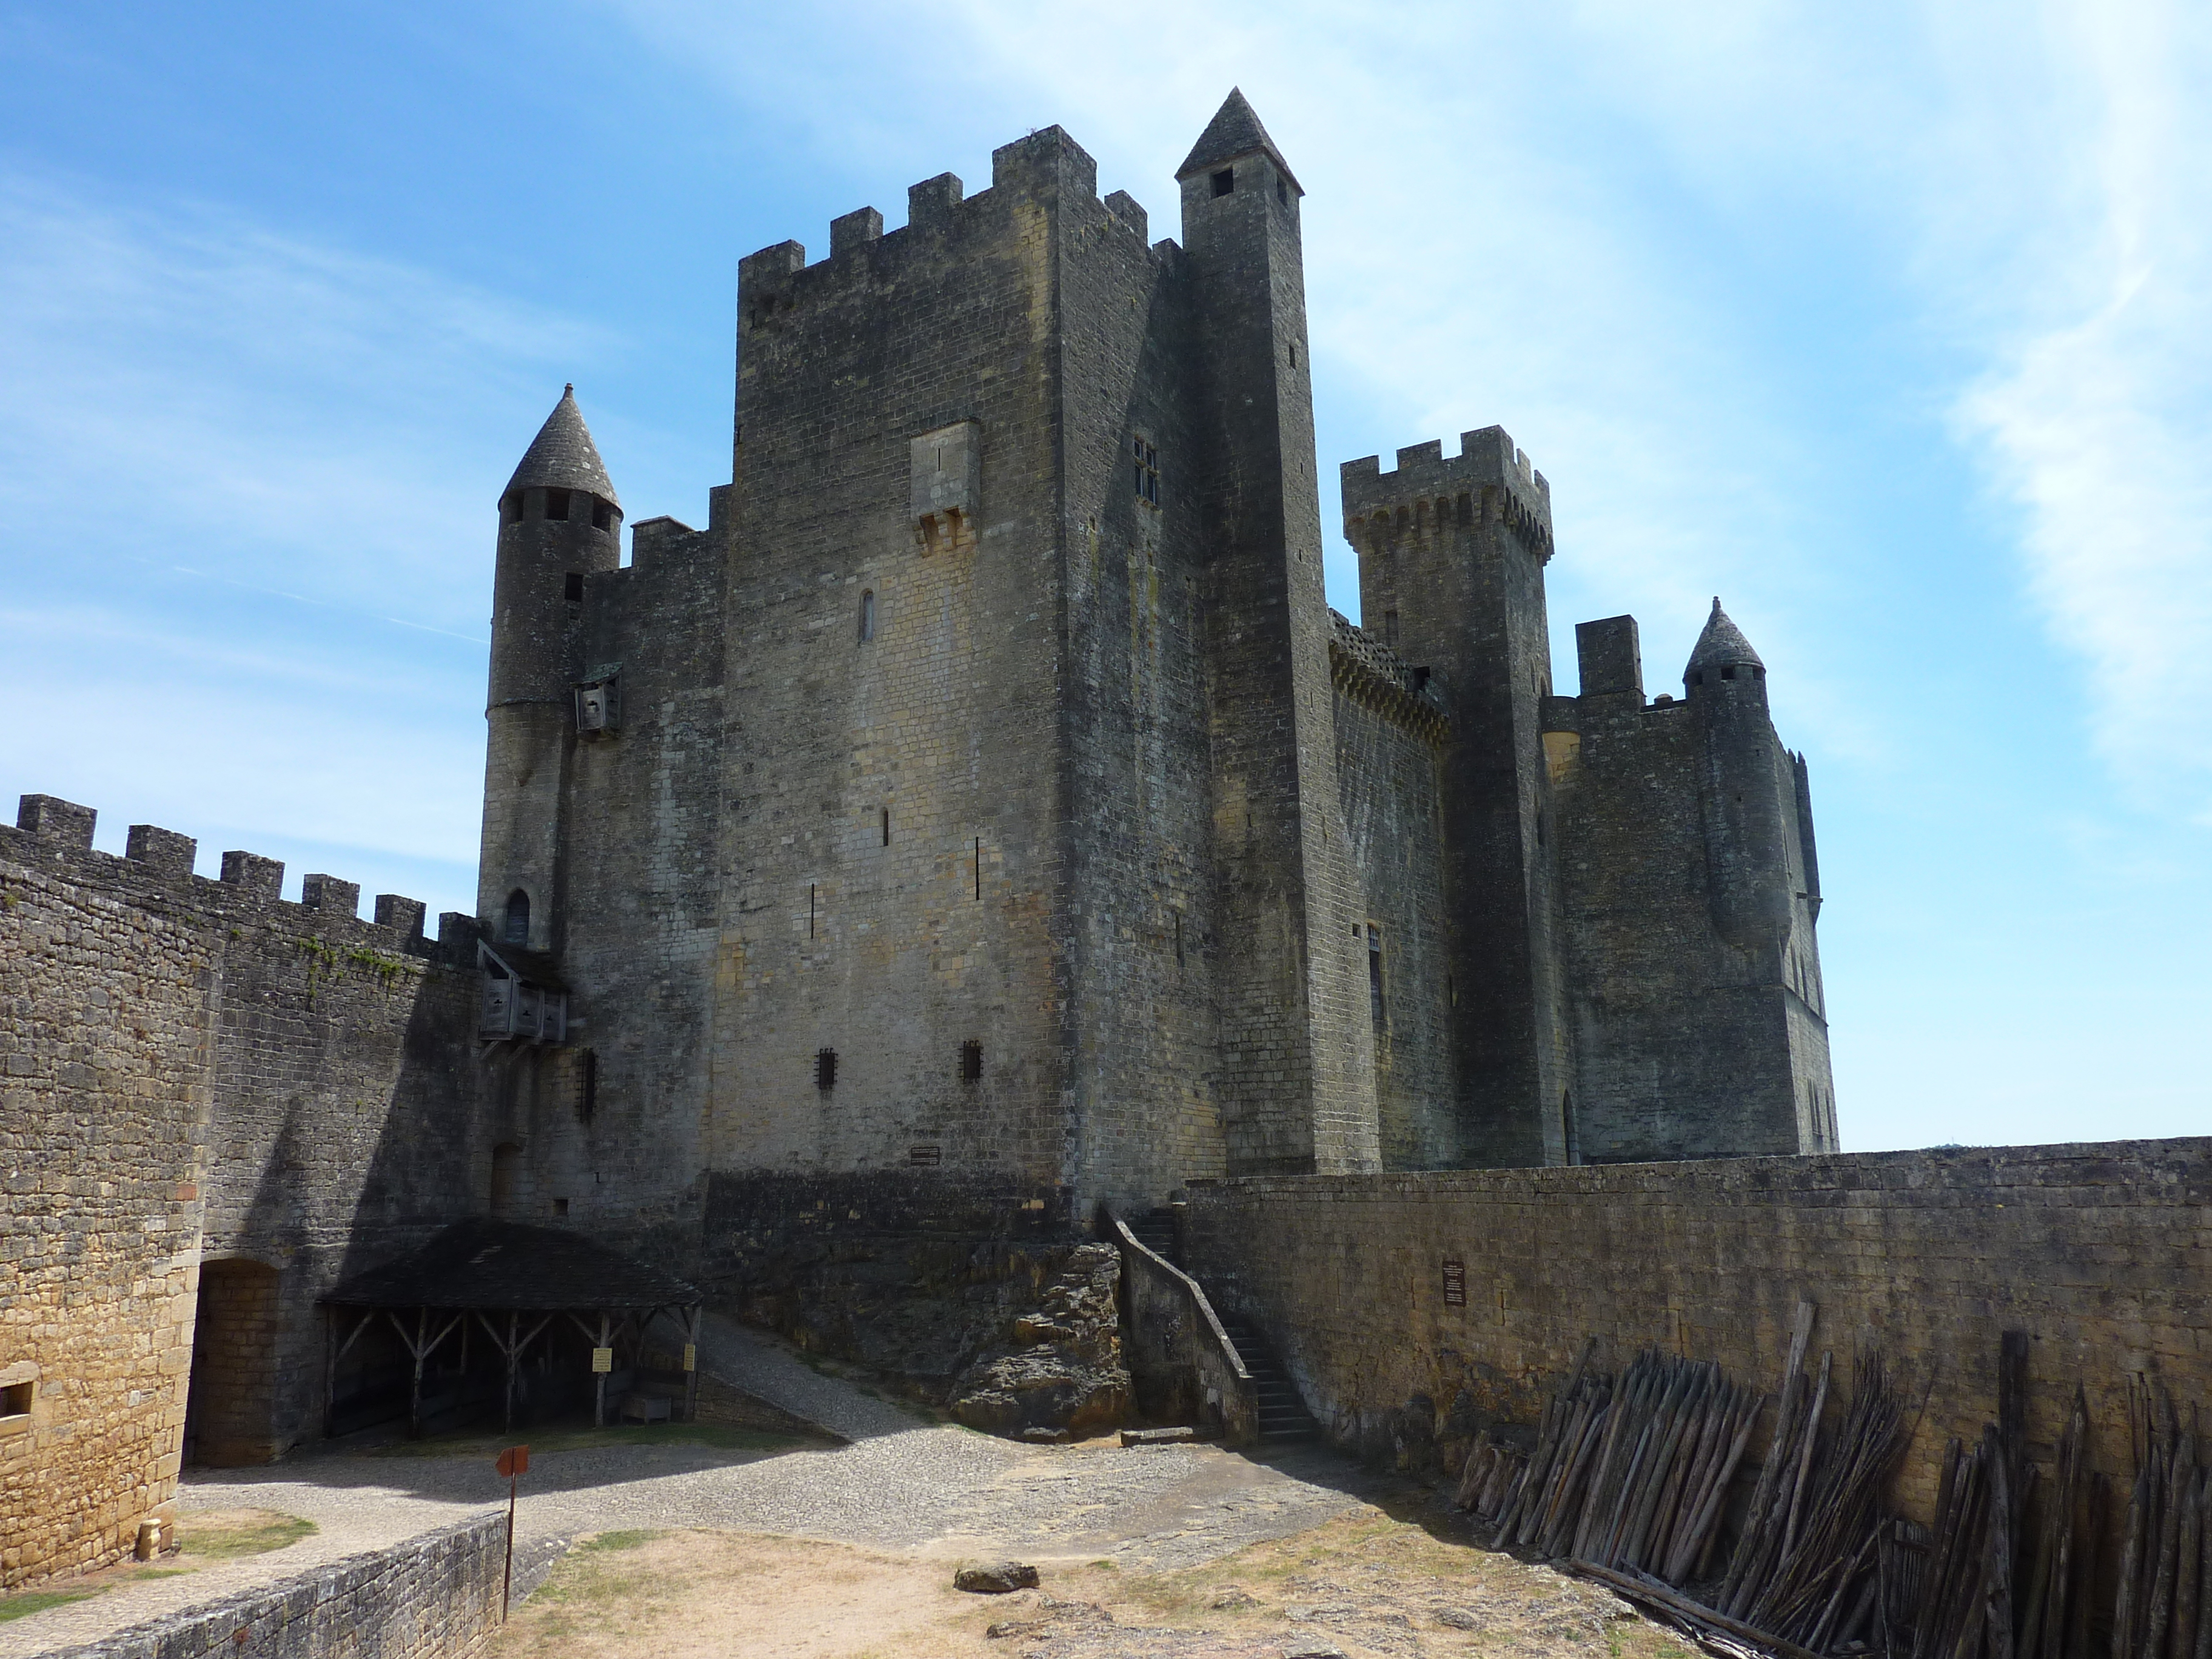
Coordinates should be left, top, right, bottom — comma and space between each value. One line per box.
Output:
0, 832, 212, 1589
1, 792, 486, 1547
1332, 673, 1453, 1171
1182, 1141, 2212, 1527
45, 1512, 508, 1659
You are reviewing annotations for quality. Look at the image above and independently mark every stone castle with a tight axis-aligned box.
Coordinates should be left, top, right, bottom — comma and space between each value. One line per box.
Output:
478, 87, 1831, 1241
1, 91, 1849, 1588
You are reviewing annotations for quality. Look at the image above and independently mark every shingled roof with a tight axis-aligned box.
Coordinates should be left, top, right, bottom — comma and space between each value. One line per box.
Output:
1686, 597, 1765, 676
324, 1218, 697, 1311
1178, 88, 1301, 193
503, 385, 619, 509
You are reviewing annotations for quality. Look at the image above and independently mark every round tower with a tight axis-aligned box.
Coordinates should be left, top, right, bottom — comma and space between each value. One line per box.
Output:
478, 385, 622, 953
1685, 598, 1791, 953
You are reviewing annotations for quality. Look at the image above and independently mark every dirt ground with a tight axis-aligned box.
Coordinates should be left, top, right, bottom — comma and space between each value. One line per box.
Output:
485, 1504, 1701, 1659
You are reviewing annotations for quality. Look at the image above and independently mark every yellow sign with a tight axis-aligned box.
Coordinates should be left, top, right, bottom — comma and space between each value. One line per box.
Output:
591, 1347, 613, 1373
682, 1344, 697, 1373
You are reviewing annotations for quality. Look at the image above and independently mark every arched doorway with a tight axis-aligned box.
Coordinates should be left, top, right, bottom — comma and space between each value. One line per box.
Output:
184, 1258, 282, 1466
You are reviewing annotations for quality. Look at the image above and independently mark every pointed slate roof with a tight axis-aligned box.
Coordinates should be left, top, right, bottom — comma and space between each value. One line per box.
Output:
1178, 87, 1301, 193
503, 384, 618, 509
1686, 597, 1765, 677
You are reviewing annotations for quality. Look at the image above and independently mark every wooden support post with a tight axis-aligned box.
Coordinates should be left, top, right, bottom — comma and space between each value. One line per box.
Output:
409, 1306, 427, 1439
684, 1306, 701, 1423
594, 1312, 611, 1427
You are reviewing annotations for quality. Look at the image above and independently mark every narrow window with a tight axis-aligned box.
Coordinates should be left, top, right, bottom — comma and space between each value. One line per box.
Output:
1367, 924, 1385, 1028
1563, 1091, 1581, 1165
974, 837, 982, 900
815, 1048, 838, 1090
858, 589, 875, 643
1133, 437, 1159, 504
552, 1197, 569, 1217
1, 1379, 30, 1418
960, 1039, 983, 1084
1174, 911, 1184, 968
503, 888, 529, 947
1383, 609, 1399, 645
502, 493, 522, 526
1212, 167, 1235, 197
809, 882, 816, 939
1721, 665, 1737, 681
564, 571, 584, 603
1277, 178, 1289, 206
591, 499, 613, 531
545, 488, 571, 521
578, 1048, 597, 1122
880, 809, 890, 846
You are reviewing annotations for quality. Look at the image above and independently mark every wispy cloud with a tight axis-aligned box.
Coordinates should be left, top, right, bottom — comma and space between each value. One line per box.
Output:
0, 168, 606, 911
1948, 0, 2212, 817
0, 170, 609, 625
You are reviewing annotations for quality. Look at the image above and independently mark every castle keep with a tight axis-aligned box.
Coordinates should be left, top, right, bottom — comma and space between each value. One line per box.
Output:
1, 92, 1850, 1586
479, 90, 1832, 1239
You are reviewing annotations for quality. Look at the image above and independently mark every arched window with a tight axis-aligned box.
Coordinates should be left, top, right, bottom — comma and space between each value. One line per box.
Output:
858, 589, 875, 643
503, 888, 530, 946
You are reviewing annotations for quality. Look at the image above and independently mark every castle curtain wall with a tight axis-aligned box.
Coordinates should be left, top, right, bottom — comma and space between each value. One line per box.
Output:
0, 805, 487, 1524
1331, 669, 1455, 1171
1182, 1141, 2212, 1527
0, 831, 210, 1587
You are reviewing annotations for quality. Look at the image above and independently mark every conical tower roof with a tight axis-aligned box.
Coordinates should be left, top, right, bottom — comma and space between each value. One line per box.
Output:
1686, 597, 1764, 678
503, 384, 618, 509
1178, 87, 1301, 193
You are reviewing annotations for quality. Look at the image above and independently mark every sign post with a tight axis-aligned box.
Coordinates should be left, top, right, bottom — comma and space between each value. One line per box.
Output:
495, 1444, 530, 1621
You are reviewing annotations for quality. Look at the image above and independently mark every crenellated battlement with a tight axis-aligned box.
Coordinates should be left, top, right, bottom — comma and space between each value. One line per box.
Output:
1340, 426, 1553, 560
735, 127, 1160, 326
4, 793, 463, 960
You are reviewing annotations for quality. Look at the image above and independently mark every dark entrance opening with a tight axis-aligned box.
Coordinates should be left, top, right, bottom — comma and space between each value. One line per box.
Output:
184, 1258, 282, 1467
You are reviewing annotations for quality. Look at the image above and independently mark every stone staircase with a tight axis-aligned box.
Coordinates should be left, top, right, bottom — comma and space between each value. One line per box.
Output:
1216, 1313, 1322, 1444
1125, 1208, 1178, 1262
1119, 1207, 1322, 1446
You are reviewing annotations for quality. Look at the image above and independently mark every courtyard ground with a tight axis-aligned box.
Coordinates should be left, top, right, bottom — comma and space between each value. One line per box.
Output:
0, 1318, 1692, 1659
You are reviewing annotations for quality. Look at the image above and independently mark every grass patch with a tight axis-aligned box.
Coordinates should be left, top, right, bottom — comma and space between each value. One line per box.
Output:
0, 1589, 99, 1624
175, 1509, 318, 1560
370, 1421, 802, 1459
578, 1529, 666, 1553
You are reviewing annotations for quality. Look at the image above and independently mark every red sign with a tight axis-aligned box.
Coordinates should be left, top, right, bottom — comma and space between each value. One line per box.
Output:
496, 1445, 530, 1478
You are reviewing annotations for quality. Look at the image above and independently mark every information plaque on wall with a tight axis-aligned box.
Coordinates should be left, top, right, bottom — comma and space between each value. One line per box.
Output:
1442, 1258, 1467, 1307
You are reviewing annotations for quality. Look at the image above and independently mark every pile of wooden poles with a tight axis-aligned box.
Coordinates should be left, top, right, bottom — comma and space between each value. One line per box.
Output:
1891, 1332, 2094, 1659
1452, 1301, 1908, 1659
1455, 1341, 1764, 1581
2106, 1376, 2211, 1659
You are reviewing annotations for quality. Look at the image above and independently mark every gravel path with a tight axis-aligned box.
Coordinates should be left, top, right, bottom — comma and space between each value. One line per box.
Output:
1, 1316, 1379, 1656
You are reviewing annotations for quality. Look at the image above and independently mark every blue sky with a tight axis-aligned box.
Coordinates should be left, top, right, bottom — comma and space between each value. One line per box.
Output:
2, 1, 2206, 1152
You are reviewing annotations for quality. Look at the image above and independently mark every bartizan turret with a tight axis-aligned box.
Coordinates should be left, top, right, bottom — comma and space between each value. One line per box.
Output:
478, 386, 622, 954
1685, 598, 1791, 956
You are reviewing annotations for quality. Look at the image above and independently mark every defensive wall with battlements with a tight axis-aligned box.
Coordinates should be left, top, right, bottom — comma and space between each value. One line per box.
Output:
0, 791, 491, 1583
